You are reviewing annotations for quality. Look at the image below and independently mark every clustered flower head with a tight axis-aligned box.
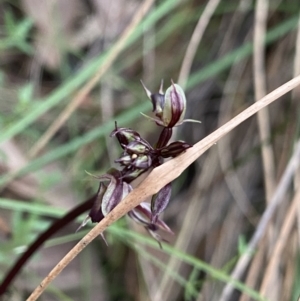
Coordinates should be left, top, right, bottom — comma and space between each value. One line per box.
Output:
78, 80, 200, 247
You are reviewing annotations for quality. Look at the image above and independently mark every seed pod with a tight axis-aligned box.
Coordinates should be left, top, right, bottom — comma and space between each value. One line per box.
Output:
158, 141, 192, 158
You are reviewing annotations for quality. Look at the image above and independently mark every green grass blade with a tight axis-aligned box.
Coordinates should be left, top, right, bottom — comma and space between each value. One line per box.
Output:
0, 0, 182, 144
111, 227, 269, 301
186, 15, 299, 89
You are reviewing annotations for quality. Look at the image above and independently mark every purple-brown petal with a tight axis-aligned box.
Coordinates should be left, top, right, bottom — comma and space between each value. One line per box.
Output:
124, 140, 152, 155
110, 123, 141, 147
146, 228, 165, 249
133, 155, 152, 169
128, 202, 173, 233
163, 82, 187, 128
140, 81, 187, 128
151, 183, 172, 223
169, 88, 182, 126
151, 93, 165, 117
128, 202, 173, 248
122, 182, 133, 199
115, 154, 132, 167
141, 80, 165, 117
98, 173, 123, 216
89, 182, 106, 222
128, 203, 152, 226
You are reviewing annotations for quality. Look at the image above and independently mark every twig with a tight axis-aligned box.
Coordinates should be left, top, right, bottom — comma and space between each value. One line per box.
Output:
219, 138, 300, 301
27, 75, 300, 301
0, 195, 96, 295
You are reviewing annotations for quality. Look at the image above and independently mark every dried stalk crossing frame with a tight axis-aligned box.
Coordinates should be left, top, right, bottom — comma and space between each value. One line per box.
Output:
26, 75, 300, 301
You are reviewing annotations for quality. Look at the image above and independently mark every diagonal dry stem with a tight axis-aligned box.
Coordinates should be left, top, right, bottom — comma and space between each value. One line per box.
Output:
26, 75, 300, 301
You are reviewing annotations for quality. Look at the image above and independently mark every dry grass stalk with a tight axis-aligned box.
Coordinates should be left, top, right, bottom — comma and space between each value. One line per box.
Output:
157, 1, 222, 298
26, 74, 300, 301
241, 1, 275, 299
178, 0, 221, 89
253, 0, 275, 201
220, 138, 300, 301
260, 187, 300, 296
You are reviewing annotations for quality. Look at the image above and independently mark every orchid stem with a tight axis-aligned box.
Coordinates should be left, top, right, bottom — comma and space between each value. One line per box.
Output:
0, 194, 96, 296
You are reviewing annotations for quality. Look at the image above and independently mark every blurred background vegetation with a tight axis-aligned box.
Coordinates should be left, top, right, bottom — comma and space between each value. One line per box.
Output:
0, 0, 300, 300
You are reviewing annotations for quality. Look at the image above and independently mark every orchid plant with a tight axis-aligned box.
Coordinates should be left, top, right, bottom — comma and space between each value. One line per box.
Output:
78, 80, 200, 247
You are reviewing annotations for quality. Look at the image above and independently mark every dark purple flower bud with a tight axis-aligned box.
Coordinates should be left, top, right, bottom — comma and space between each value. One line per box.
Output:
158, 141, 192, 158
77, 170, 132, 245
110, 122, 141, 148
151, 183, 172, 224
133, 154, 152, 169
141, 80, 201, 128
140, 80, 185, 128
115, 154, 132, 167
84, 168, 124, 217
164, 81, 186, 128
124, 140, 151, 155
81, 168, 123, 217
116, 154, 152, 170
98, 173, 124, 216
